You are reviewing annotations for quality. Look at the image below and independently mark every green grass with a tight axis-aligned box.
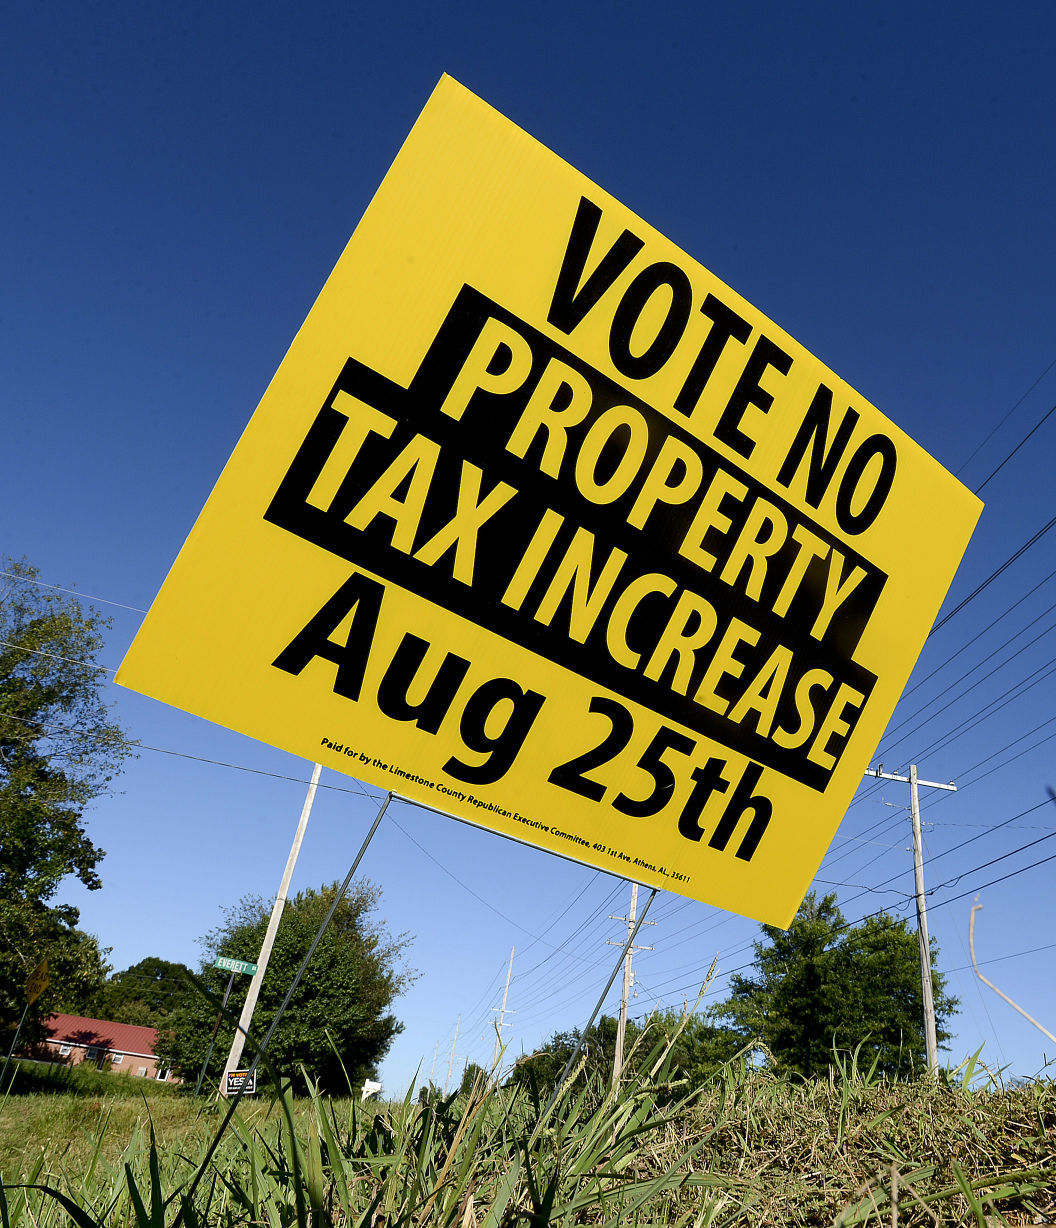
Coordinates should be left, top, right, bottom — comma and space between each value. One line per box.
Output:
3, 1059, 181, 1099
0, 1042, 1053, 1226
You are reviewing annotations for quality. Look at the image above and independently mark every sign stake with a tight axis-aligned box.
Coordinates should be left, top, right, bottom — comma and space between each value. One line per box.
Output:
529, 884, 658, 1142
1, 960, 50, 1094
221, 782, 390, 1095
193, 971, 235, 1098
0, 1004, 30, 1094
175, 790, 392, 1228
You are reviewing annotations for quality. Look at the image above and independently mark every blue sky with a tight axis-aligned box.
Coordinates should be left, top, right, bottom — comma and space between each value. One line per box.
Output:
4, 2, 1056, 1091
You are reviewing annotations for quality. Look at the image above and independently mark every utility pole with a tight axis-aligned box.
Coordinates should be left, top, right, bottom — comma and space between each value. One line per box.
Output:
491, 947, 515, 1073
865, 763, 956, 1075
444, 1015, 460, 1093
609, 882, 653, 1086
222, 762, 322, 1090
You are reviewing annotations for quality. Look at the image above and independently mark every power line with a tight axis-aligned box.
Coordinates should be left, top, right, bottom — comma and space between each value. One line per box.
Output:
929, 848, 1056, 913
881, 620, 1056, 748
0, 638, 117, 674
914, 797, 1052, 867
3, 704, 655, 1029
888, 598, 1056, 740
387, 811, 566, 946
13, 557, 1053, 852
7, 559, 1055, 1051
948, 714, 1056, 786
819, 573, 1056, 849
512, 880, 623, 986
929, 511, 1056, 635
898, 564, 1056, 703
646, 840, 1054, 1004
0, 569, 149, 614
946, 940, 1056, 975
851, 710, 1056, 850
647, 792, 1056, 1003
3, 709, 614, 991
926, 826, 1056, 897
878, 656, 1056, 767
952, 725, 1056, 792
956, 352, 1056, 479
823, 798, 1054, 917
975, 400, 1056, 494
61, 663, 1041, 1028
930, 820, 1056, 832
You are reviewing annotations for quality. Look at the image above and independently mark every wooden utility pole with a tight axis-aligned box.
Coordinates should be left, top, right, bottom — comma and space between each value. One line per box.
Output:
222, 763, 322, 1090
491, 947, 515, 1072
609, 882, 653, 1086
864, 763, 956, 1075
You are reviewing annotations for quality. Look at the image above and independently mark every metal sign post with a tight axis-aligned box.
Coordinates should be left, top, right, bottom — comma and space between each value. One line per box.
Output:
0, 960, 50, 1093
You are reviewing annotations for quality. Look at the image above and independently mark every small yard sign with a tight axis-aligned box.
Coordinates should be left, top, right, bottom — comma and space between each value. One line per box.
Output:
225, 1069, 257, 1096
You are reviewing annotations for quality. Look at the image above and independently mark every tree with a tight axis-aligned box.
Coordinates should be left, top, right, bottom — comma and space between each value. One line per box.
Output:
0, 559, 130, 1041
97, 957, 195, 1028
1, 892, 112, 1018
160, 881, 415, 1092
459, 1061, 487, 1094
647, 1007, 744, 1087
508, 1018, 620, 1096
719, 892, 958, 1079
508, 1008, 740, 1097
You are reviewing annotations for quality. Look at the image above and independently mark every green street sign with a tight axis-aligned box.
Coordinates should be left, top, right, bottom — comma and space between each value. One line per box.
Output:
214, 956, 258, 976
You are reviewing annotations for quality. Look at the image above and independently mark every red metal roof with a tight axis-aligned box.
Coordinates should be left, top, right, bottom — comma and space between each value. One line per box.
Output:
45, 1013, 161, 1058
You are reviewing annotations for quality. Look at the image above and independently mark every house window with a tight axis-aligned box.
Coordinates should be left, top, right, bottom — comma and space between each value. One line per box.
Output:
155, 1068, 170, 1081
58, 1044, 72, 1056
111, 1053, 123, 1065
138, 1067, 147, 1077
86, 1047, 102, 1062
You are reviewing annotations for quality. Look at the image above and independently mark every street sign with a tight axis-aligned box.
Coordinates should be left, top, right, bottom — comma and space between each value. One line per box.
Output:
116, 76, 981, 927
214, 956, 258, 976
25, 960, 49, 1005
225, 1068, 256, 1096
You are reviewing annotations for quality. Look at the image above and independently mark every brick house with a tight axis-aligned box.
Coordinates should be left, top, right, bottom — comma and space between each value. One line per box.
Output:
38, 1013, 179, 1082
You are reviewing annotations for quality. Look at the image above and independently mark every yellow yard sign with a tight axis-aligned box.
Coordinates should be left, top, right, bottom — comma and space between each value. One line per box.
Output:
25, 959, 49, 1005
117, 76, 981, 926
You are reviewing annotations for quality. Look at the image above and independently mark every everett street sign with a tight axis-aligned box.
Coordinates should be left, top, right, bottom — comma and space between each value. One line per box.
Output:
214, 957, 259, 976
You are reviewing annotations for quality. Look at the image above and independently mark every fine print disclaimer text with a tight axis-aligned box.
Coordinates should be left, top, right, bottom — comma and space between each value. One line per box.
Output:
318, 734, 689, 884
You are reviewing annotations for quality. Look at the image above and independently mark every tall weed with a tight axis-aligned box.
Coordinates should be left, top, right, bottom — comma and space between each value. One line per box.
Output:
1, 1041, 1053, 1226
